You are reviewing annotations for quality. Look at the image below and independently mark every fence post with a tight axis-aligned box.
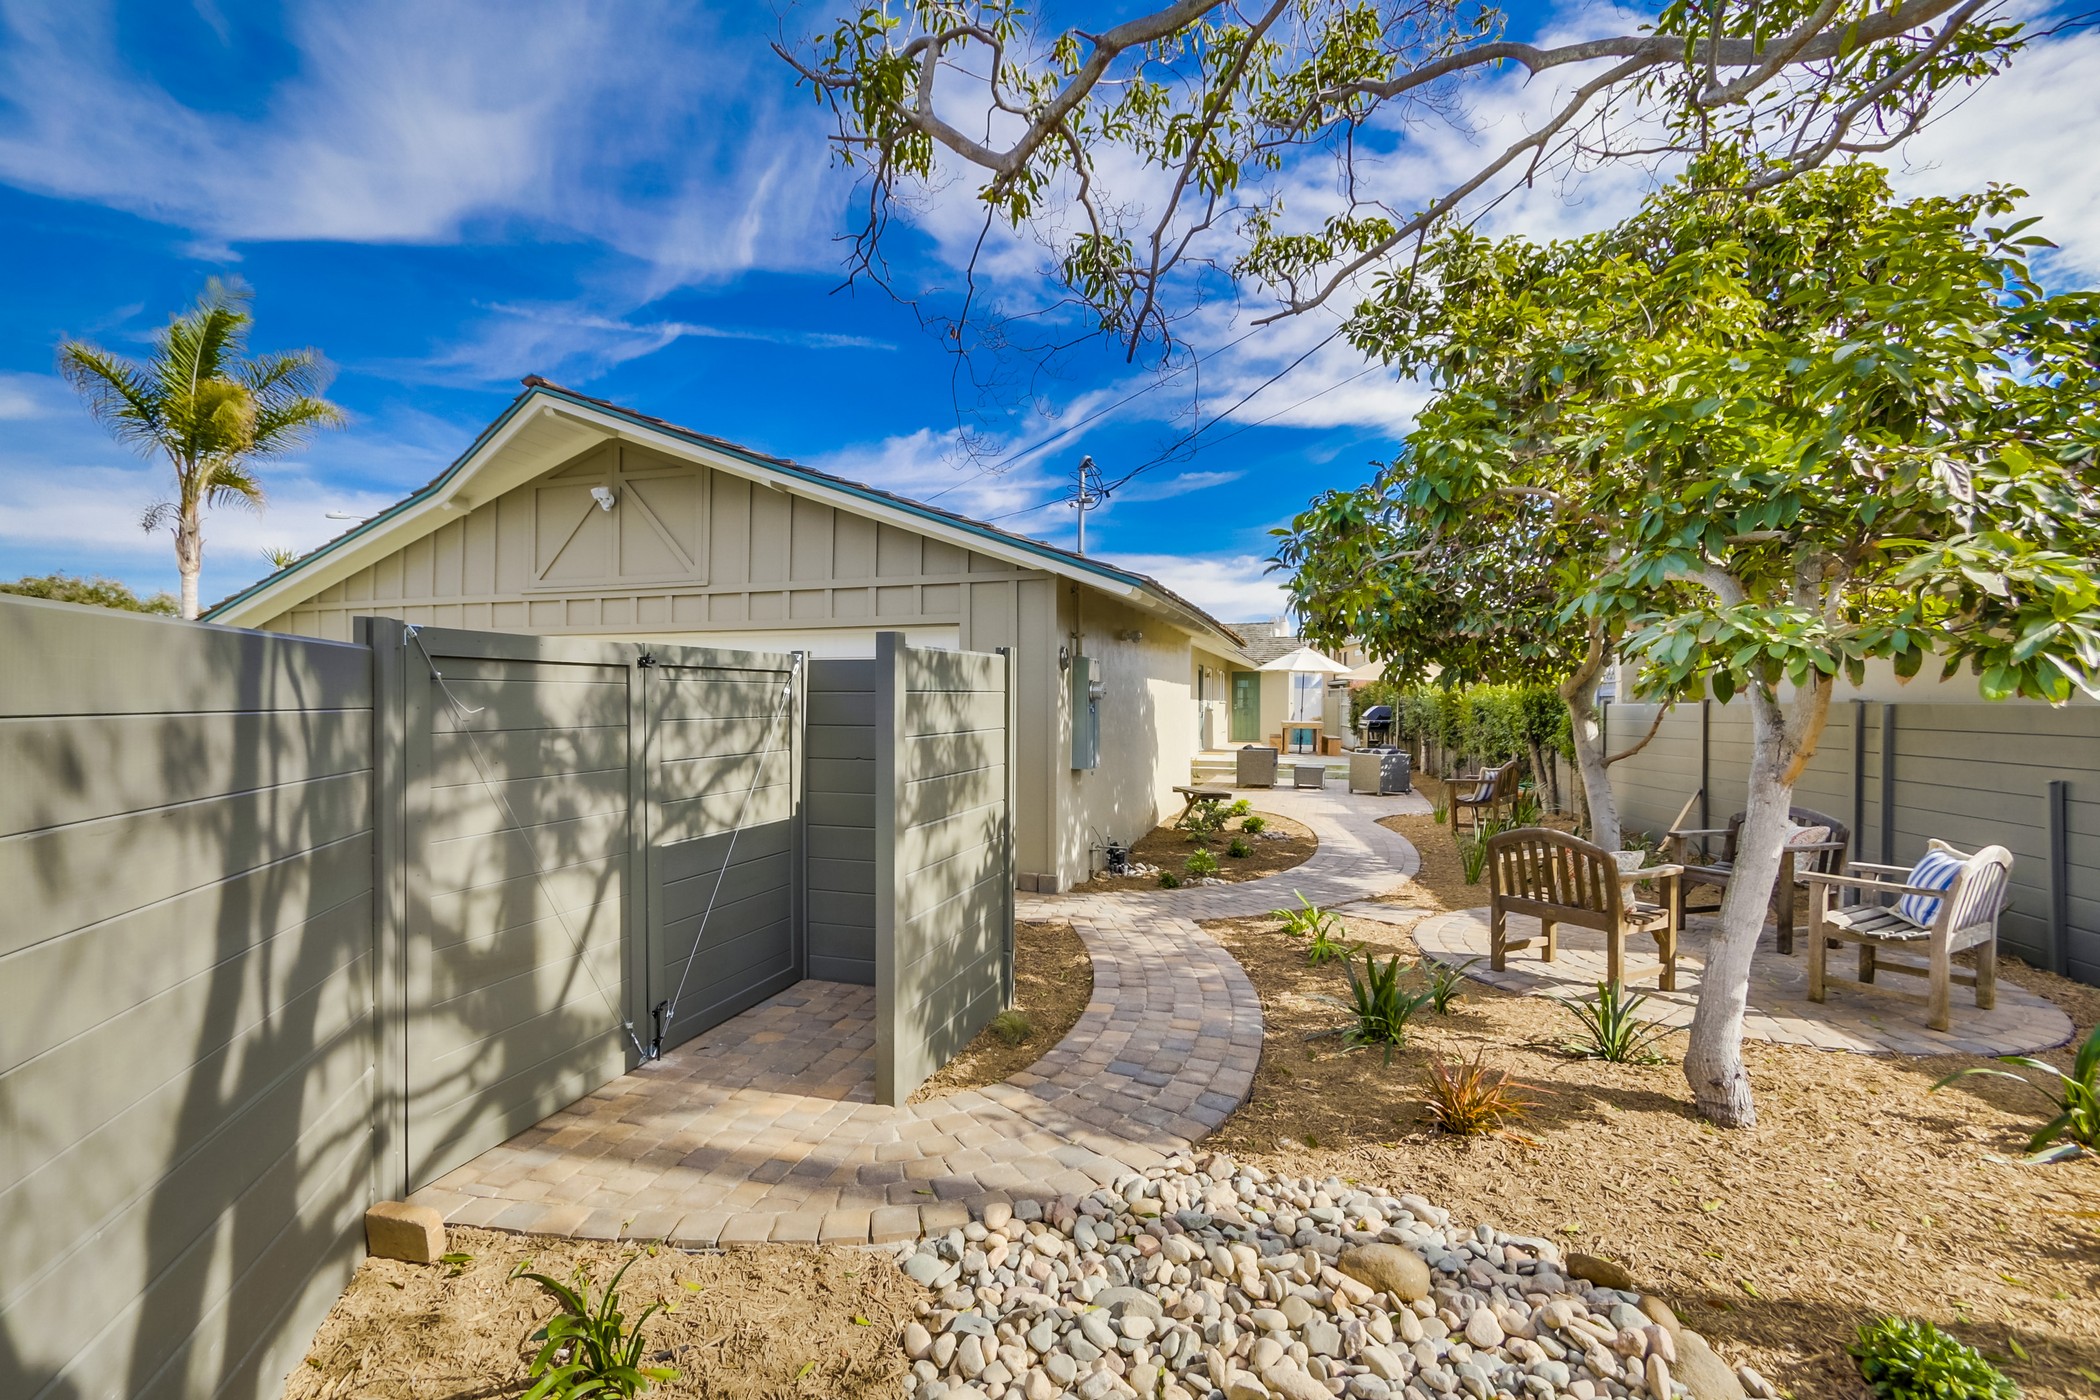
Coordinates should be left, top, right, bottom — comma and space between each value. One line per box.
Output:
359, 614, 411, 1202
625, 648, 652, 1063
2050, 780, 2072, 977
872, 631, 905, 1106
1698, 699, 1711, 832
1000, 646, 1018, 1008
1851, 700, 1867, 860
1879, 704, 1897, 865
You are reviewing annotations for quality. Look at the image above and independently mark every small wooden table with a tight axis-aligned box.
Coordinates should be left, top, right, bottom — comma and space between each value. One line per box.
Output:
1172, 785, 1233, 824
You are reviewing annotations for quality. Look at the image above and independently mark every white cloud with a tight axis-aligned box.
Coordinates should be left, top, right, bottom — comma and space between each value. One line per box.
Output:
1100, 551, 1291, 621
1888, 25, 2100, 280
0, 1, 842, 283
0, 371, 57, 420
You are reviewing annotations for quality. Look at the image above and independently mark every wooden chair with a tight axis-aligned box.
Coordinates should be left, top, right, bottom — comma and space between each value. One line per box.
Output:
1488, 828, 1683, 991
1800, 839, 2014, 1032
1666, 806, 1851, 953
1451, 761, 1521, 835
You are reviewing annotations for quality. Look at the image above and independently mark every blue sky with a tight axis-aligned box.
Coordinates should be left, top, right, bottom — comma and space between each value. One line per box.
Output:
1, 2, 2094, 621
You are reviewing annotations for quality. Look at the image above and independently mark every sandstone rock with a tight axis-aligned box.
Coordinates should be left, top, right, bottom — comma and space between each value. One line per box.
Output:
1338, 1243, 1432, 1302
1637, 1293, 1681, 1339
903, 1322, 933, 1360
1463, 1310, 1504, 1349
364, 1201, 445, 1264
1261, 1360, 1334, 1400
1566, 1253, 1636, 1291
1672, 1330, 1748, 1400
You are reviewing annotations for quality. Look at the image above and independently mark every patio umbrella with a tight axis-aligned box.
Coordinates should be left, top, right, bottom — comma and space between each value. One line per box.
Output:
1257, 646, 1352, 675
1341, 658, 1386, 683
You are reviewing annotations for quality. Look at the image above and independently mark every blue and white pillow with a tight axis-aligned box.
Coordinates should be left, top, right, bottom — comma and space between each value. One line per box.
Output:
1895, 848, 1965, 928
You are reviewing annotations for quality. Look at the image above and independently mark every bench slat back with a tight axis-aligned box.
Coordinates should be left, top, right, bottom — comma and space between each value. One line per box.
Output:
1487, 827, 1623, 928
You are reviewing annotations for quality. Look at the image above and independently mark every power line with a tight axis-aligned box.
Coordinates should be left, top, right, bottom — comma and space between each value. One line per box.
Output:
921, 326, 1265, 503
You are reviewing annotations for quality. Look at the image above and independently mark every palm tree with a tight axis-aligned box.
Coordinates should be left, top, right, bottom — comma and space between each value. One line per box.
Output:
59, 280, 344, 619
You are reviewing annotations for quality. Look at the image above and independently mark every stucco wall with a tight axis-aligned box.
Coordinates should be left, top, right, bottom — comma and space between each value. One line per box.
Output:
1053, 585, 1205, 886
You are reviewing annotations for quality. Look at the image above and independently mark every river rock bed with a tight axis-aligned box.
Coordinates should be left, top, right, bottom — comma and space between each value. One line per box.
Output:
893, 1153, 1770, 1400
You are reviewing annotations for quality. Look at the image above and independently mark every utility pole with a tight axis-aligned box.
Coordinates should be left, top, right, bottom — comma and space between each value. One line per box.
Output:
1069, 454, 1104, 555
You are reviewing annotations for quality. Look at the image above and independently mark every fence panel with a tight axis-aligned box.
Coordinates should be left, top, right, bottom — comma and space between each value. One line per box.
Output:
1607, 694, 2098, 984
874, 634, 1015, 1104
387, 625, 635, 1192
0, 595, 375, 1400
806, 658, 879, 984
644, 647, 802, 1050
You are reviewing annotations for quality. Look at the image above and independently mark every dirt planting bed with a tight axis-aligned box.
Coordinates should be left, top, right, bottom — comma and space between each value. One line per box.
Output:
284, 1227, 919, 1400
1201, 797, 2100, 1399
914, 920, 1093, 1101
1084, 808, 1316, 892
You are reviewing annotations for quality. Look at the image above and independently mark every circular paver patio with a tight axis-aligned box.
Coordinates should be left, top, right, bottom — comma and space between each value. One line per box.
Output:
407, 784, 1427, 1246
1414, 906, 2074, 1057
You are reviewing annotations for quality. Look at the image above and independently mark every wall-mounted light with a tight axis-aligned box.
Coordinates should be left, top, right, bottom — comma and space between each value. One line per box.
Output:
1059, 644, 1071, 672
1116, 628, 1144, 643
590, 486, 618, 512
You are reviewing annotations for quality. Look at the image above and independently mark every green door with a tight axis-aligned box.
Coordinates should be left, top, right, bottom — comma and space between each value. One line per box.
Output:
1230, 672, 1260, 743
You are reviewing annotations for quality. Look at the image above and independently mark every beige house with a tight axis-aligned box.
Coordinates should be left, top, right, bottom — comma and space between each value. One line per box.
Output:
208, 377, 1249, 890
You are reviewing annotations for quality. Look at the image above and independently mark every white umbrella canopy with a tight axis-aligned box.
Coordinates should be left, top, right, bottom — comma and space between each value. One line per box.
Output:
1341, 658, 1386, 683
1258, 646, 1352, 675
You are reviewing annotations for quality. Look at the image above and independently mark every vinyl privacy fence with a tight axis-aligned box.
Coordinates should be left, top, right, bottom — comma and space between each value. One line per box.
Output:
0, 595, 1013, 1400
1605, 697, 2098, 986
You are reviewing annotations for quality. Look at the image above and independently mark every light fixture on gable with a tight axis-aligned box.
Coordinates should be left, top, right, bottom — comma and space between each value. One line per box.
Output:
590, 486, 617, 512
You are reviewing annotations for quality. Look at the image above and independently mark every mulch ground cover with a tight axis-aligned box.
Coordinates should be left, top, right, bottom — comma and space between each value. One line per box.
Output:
914, 920, 1092, 1101
285, 1228, 919, 1400
1083, 808, 1316, 892
1203, 776, 2100, 1399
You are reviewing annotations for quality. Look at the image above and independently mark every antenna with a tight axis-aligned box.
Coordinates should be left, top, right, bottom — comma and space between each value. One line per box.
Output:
1068, 455, 1105, 555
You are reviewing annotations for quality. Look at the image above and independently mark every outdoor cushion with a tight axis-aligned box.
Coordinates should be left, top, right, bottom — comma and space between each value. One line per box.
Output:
1895, 847, 1965, 927
1783, 823, 1831, 882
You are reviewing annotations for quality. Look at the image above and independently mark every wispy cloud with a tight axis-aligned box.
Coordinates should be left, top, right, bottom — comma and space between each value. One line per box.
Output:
0, 1, 842, 283
1099, 550, 1291, 621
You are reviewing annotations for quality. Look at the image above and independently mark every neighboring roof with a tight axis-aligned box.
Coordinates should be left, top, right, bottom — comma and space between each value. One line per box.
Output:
1228, 622, 1304, 667
206, 377, 1246, 653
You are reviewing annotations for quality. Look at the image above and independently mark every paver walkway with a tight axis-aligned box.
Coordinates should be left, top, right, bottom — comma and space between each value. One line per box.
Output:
1415, 906, 2073, 1056
408, 785, 1426, 1245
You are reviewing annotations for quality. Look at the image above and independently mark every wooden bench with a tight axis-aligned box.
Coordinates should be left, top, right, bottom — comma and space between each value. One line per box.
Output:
1172, 785, 1233, 826
1666, 805, 1851, 954
1801, 839, 2013, 1031
1488, 828, 1683, 990
1451, 761, 1521, 835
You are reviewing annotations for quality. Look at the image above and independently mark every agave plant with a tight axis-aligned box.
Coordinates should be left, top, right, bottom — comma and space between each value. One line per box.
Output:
1431, 795, 1450, 825
1459, 833, 1493, 885
1933, 1022, 2099, 1159
1556, 981, 1673, 1064
1422, 957, 1479, 1014
515, 1256, 679, 1399
1321, 951, 1433, 1062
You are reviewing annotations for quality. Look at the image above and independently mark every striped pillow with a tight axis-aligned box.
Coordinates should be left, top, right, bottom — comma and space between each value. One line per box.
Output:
1895, 848, 1966, 928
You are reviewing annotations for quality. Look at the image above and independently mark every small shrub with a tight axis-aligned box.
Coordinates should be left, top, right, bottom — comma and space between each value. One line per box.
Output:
1422, 1050, 1542, 1141
1849, 1317, 2018, 1400
989, 1009, 1032, 1046
1933, 1021, 2099, 1157
1274, 890, 1331, 939
1185, 848, 1220, 879
1226, 836, 1252, 859
515, 1256, 678, 1400
1557, 981, 1672, 1064
1423, 957, 1478, 1014
1227, 798, 1252, 817
1239, 814, 1268, 834
1459, 834, 1492, 884
1324, 951, 1433, 1062
1510, 794, 1542, 827
1158, 870, 1181, 888
1431, 795, 1449, 824
1180, 802, 1228, 842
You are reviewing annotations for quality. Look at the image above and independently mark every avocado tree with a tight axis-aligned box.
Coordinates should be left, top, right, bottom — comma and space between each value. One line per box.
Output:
1273, 469, 1667, 849
1343, 156, 2099, 1125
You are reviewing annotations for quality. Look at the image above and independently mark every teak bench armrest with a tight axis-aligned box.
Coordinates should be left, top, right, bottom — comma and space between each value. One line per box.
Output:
1799, 870, 1948, 900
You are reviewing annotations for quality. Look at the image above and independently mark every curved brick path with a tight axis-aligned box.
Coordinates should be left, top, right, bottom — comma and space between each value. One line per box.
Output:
407, 785, 1427, 1246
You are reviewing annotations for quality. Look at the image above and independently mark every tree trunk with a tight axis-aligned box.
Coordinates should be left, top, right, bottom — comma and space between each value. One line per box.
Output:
1562, 668, 1621, 853
1682, 674, 1835, 1127
175, 516, 203, 621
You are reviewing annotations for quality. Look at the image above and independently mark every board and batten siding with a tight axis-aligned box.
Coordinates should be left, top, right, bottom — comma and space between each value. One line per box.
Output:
0, 595, 376, 1400
258, 440, 1031, 642
1607, 697, 2099, 985
874, 634, 1017, 1103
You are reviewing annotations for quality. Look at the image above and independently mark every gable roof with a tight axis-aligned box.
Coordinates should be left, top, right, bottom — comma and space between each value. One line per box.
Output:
205, 377, 1246, 652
